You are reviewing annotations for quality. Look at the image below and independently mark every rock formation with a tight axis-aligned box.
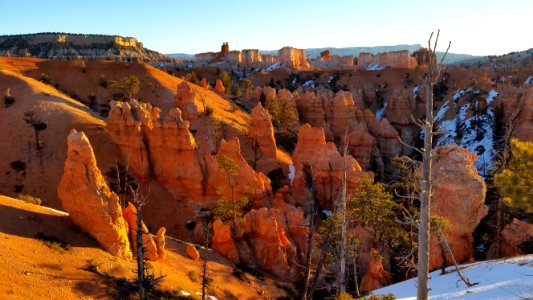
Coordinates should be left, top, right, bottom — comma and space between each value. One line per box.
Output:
385, 87, 416, 126
487, 218, 533, 259
0, 33, 167, 61
364, 110, 401, 159
175, 81, 200, 120
278, 47, 310, 69
357, 50, 418, 70
291, 123, 366, 209
122, 202, 165, 261
186, 243, 201, 261
212, 219, 240, 263
248, 103, 277, 158
359, 249, 393, 293
215, 79, 225, 94
58, 130, 132, 259
511, 86, 533, 141
430, 145, 488, 269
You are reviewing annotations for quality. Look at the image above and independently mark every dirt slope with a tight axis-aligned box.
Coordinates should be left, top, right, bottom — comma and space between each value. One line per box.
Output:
0, 195, 288, 299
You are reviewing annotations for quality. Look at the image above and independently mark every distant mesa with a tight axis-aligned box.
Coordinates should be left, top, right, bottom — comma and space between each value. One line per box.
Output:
193, 42, 433, 71
0, 32, 171, 62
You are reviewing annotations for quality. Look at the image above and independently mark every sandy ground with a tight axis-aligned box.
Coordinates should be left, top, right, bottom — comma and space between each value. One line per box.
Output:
0, 195, 289, 299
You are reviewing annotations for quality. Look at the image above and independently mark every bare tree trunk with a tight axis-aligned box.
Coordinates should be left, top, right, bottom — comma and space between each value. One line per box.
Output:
202, 218, 210, 300
302, 204, 316, 300
439, 229, 476, 287
135, 201, 146, 300
338, 135, 349, 295
352, 238, 360, 298
417, 31, 450, 300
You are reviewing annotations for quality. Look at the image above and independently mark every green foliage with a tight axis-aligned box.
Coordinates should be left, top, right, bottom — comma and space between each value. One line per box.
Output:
494, 139, 533, 214
186, 71, 199, 84
218, 71, 233, 94
35, 232, 71, 253
336, 292, 396, 300
216, 155, 239, 179
240, 79, 252, 92
268, 96, 298, 134
188, 270, 200, 283
430, 215, 450, 234
213, 197, 248, 222
348, 176, 409, 250
109, 75, 140, 100
17, 193, 42, 205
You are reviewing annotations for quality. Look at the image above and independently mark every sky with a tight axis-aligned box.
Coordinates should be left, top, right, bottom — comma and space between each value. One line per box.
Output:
0, 0, 531, 56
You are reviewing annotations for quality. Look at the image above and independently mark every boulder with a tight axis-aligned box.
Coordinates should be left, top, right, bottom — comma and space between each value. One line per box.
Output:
186, 243, 200, 261
215, 79, 225, 94
487, 218, 533, 258
58, 130, 132, 259
430, 145, 488, 269
211, 219, 239, 263
175, 81, 200, 120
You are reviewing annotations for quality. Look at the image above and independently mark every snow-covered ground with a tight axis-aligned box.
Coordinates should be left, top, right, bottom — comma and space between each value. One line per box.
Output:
436, 88, 497, 176
260, 62, 282, 72
303, 79, 316, 89
366, 63, 385, 71
525, 75, 533, 86
376, 102, 388, 121
373, 255, 533, 300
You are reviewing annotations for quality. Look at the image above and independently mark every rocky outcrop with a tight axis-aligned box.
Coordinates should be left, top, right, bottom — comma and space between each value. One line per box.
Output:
359, 249, 393, 293
0, 33, 167, 61
278, 47, 310, 69
248, 103, 277, 159
58, 130, 132, 259
291, 124, 366, 209
122, 202, 165, 261
364, 110, 401, 158
106, 101, 152, 182
487, 218, 533, 259
212, 219, 240, 263
175, 81, 200, 120
107, 100, 204, 206
430, 145, 488, 269
385, 87, 416, 126
186, 243, 201, 261
242, 49, 262, 66
206, 138, 272, 208
215, 79, 225, 94
357, 50, 417, 70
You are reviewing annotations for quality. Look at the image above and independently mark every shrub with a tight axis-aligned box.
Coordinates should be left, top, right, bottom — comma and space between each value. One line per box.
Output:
35, 232, 72, 254
39, 73, 51, 84
17, 193, 42, 205
204, 106, 213, 116
232, 267, 250, 283
99, 75, 108, 88
188, 270, 200, 283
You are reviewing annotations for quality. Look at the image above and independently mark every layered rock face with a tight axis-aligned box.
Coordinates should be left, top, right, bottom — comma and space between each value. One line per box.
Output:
58, 130, 132, 259
357, 50, 418, 70
242, 49, 262, 66
430, 145, 488, 269
107, 100, 204, 206
0, 33, 167, 61
364, 110, 401, 159
248, 103, 278, 159
385, 87, 416, 126
278, 47, 310, 69
291, 124, 366, 209
487, 218, 533, 259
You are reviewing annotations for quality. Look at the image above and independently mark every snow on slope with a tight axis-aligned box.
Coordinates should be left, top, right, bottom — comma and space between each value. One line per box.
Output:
373, 255, 533, 300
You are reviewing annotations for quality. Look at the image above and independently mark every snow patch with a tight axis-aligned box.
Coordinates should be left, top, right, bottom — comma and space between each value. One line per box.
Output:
373, 255, 533, 300
260, 62, 282, 72
303, 79, 316, 89
434, 101, 449, 122
376, 102, 387, 121
525, 75, 533, 85
366, 63, 384, 71
288, 165, 295, 185
486, 89, 499, 106
413, 85, 419, 99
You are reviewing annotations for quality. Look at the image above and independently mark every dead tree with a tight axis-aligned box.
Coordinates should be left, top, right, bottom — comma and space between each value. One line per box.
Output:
302, 165, 318, 300
130, 186, 150, 300
338, 133, 349, 295
23, 111, 47, 150
417, 31, 450, 300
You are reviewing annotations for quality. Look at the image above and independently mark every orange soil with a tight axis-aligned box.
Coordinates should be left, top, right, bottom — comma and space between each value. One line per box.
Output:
0, 195, 288, 299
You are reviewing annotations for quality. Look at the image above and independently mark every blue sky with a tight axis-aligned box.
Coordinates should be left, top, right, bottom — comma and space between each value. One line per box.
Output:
0, 0, 530, 55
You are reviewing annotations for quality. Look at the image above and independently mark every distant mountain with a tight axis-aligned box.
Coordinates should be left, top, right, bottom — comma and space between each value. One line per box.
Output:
168, 44, 480, 65
166, 53, 195, 61
0, 32, 167, 61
